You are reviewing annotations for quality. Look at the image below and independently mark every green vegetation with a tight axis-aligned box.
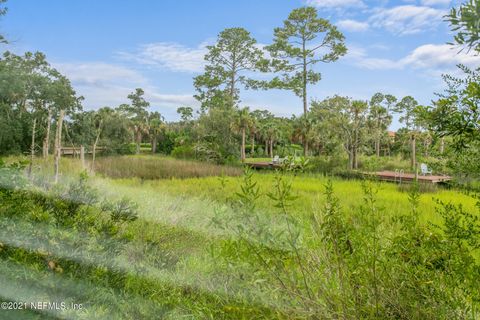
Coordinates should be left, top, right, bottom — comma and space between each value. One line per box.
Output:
93, 155, 242, 179
1, 0, 480, 318
1, 157, 478, 319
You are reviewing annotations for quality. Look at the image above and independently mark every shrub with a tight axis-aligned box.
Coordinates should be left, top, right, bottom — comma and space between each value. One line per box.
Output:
308, 155, 348, 174
171, 145, 196, 159
157, 130, 177, 155
214, 166, 480, 319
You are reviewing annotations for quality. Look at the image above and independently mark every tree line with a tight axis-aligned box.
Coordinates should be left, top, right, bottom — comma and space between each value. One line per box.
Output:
1, 2, 479, 175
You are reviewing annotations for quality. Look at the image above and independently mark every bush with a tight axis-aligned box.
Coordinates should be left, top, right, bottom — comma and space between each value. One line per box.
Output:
157, 130, 177, 155
308, 155, 348, 174
171, 145, 195, 159
214, 168, 480, 319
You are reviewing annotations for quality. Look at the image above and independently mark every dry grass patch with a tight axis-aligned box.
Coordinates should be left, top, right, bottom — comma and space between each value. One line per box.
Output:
93, 155, 242, 179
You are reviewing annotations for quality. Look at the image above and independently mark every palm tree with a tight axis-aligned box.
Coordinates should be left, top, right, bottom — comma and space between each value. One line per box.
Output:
148, 112, 164, 154
263, 119, 281, 158
231, 107, 253, 162
249, 112, 258, 157
292, 114, 314, 156
368, 93, 394, 157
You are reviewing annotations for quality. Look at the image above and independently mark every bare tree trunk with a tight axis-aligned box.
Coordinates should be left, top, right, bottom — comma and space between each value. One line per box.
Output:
375, 136, 380, 157
230, 72, 236, 103
348, 149, 353, 170
269, 140, 273, 158
152, 136, 157, 154
411, 132, 416, 170
54, 110, 65, 184
91, 120, 103, 172
28, 118, 37, 178
439, 137, 444, 154
135, 129, 141, 155
265, 140, 268, 156
353, 129, 359, 170
92, 144, 97, 172
241, 127, 246, 162
43, 107, 52, 158
352, 145, 357, 170
251, 135, 255, 157
80, 145, 85, 169
302, 40, 309, 157
424, 138, 430, 157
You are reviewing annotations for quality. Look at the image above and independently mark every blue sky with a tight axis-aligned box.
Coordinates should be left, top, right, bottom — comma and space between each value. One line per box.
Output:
2, 0, 480, 128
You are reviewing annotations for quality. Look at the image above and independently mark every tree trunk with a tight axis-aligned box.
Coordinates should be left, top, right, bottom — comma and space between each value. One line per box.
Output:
28, 118, 36, 178
424, 138, 430, 158
230, 72, 236, 103
351, 145, 357, 170
302, 39, 309, 157
135, 128, 141, 155
348, 149, 353, 170
42, 107, 52, 158
411, 132, 416, 170
439, 137, 444, 154
302, 40, 308, 115
265, 140, 268, 156
251, 135, 255, 157
80, 145, 85, 169
91, 120, 103, 172
241, 127, 246, 162
152, 136, 157, 154
269, 139, 273, 158
53, 110, 65, 184
92, 143, 97, 172
375, 136, 380, 157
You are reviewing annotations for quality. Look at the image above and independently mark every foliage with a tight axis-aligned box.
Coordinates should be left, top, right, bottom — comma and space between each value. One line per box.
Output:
171, 144, 196, 159
424, 65, 480, 149
214, 167, 480, 318
0, 0, 7, 44
254, 7, 347, 115
446, 0, 480, 54
194, 27, 265, 109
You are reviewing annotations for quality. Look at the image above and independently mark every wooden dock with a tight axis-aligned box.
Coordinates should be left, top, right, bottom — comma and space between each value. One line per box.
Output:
60, 147, 105, 156
367, 171, 452, 184
245, 161, 282, 169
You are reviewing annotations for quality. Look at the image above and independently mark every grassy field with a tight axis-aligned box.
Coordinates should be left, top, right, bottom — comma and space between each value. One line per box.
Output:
1, 155, 478, 319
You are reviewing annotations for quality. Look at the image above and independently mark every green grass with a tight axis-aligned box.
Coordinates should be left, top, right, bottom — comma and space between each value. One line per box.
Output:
1, 155, 478, 318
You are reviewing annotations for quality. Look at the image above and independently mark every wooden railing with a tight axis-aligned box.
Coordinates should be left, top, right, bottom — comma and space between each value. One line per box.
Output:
60, 146, 105, 156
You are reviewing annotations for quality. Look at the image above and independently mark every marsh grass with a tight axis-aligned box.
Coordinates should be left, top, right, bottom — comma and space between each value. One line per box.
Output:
93, 155, 242, 179
1, 156, 478, 319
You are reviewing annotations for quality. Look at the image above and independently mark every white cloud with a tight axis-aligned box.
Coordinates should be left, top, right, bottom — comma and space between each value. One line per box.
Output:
345, 45, 399, 69
306, 0, 365, 8
337, 19, 369, 32
54, 62, 146, 86
118, 42, 208, 73
347, 43, 480, 72
420, 0, 451, 6
369, 5, 445, 35
400, 44, 480, 69
54, 61, 197, 114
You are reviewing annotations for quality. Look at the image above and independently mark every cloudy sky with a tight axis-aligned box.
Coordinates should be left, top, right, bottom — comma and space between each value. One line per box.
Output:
2, 0, 480, 127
